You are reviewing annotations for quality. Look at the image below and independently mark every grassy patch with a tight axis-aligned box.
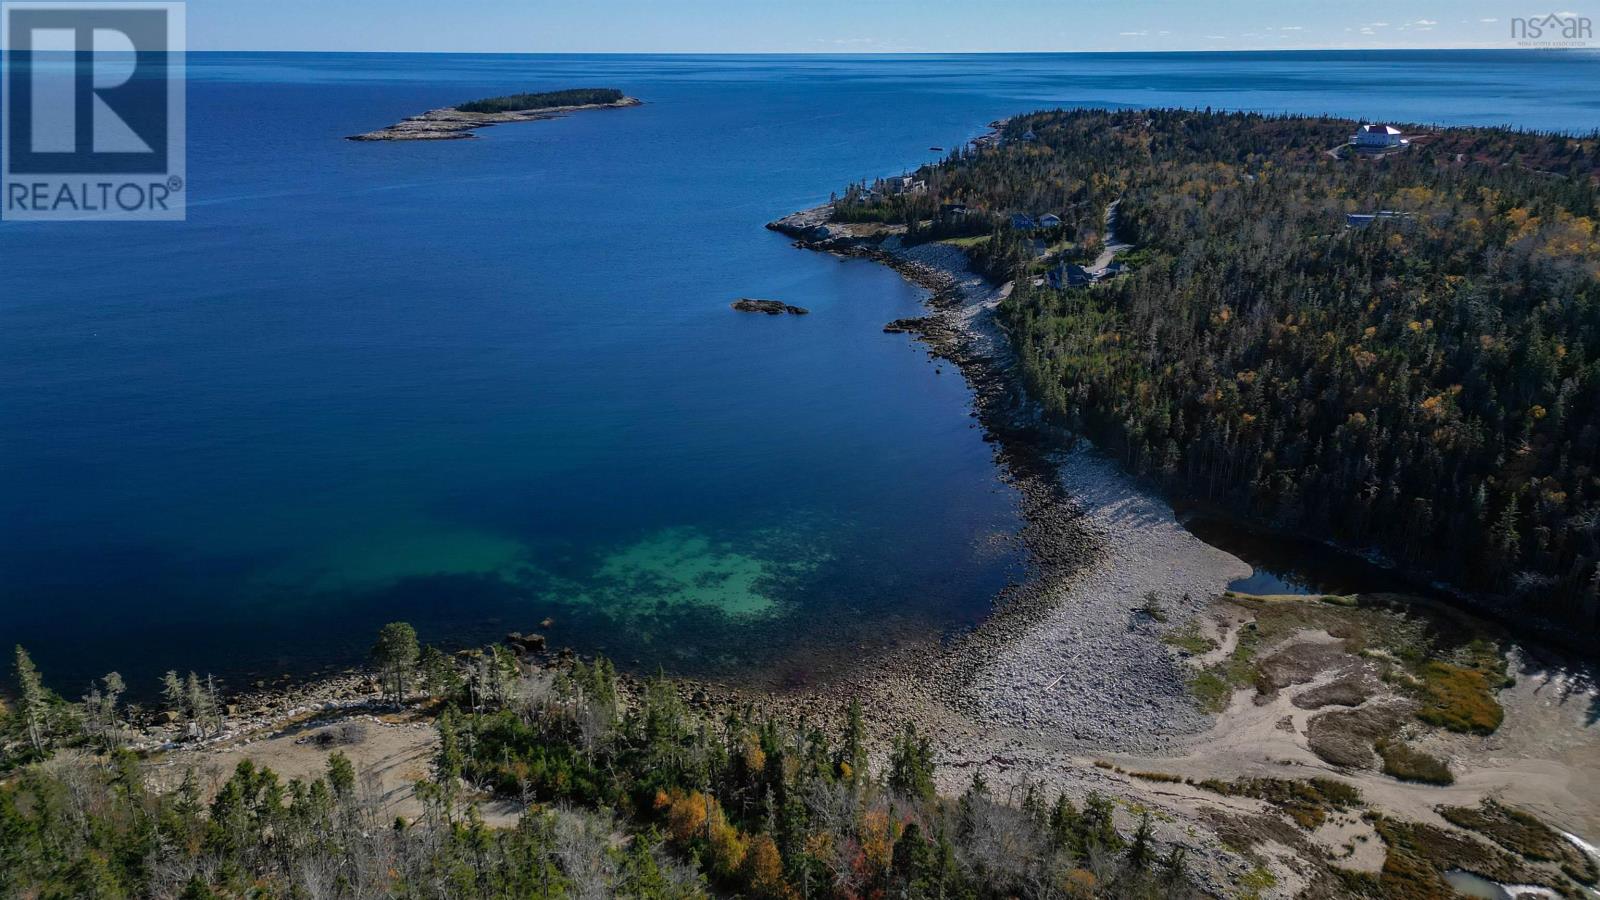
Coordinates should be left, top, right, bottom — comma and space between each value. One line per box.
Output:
1128, 770, 1186, 784
1040, 238, 1079, 258
1184, 619, 1268, 713
1163, 620, 1218, 655
1195, 777, 1361, 830
939, 234, 991, 249
1188, 669, 1234, 713
1374, 739, 1454, 785
1239, 865, 1277, 899
1415, 661, 1504, 734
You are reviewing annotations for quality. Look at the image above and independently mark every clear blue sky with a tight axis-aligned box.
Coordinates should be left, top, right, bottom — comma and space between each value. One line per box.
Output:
189, 0, 1591, 52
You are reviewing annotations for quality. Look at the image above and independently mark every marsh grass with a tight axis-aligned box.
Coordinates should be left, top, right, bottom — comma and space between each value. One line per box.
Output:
1341, 816, 1571, 900
1187, 594, 1510, 739
1415, 661, 1504, 735
1440, 801, 1600, 886
1374, 739, 1454, 785
1194, 777, 1361, 830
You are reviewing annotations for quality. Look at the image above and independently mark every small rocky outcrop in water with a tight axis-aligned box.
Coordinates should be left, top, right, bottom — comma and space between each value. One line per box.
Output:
731, 298, 809, 315
883, 317, 931, 334
504, 632, 547, 654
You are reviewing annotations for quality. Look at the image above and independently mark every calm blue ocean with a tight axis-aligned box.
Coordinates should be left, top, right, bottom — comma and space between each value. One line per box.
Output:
4, 51, 1599, 694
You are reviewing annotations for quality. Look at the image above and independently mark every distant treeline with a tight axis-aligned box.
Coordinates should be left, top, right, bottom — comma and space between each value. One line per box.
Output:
455, 87, 624, 113
845, 109, 1600, 630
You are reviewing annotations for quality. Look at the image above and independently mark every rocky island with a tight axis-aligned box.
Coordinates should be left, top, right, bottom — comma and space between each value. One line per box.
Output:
731, 297, 809, 315
346, 87, 642, 141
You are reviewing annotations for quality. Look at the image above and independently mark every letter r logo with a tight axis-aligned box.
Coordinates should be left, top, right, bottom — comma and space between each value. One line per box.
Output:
2, 1, 184, 220
4, 3, 178, 174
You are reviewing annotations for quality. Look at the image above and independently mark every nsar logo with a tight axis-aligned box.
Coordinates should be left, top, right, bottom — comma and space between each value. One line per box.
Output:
1511, 12, 1595, 46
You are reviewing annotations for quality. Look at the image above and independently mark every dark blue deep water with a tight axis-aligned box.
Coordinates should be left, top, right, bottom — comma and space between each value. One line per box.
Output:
5, 51, 1600, 694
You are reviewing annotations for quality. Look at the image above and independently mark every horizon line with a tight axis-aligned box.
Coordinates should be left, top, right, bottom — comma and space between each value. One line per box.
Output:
183, 46, 1600, 55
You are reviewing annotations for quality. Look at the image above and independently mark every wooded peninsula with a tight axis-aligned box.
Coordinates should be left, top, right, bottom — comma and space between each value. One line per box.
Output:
836, 109, 1600, 634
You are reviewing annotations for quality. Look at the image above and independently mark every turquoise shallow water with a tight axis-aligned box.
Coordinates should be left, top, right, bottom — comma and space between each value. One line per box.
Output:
4, 51, 1599, 695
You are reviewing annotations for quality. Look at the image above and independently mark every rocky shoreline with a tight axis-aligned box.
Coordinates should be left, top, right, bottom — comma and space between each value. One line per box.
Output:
133, 194, 1600, 898
152, 196, 1247, 766
347, 97, 642, 141
764, 204, 1251, 753
166, 199, 1245, 753
749, 205, 1600, 895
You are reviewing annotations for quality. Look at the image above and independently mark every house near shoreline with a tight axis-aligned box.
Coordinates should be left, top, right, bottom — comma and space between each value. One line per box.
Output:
884, 175, 926, 195
1048, 263, 1094, 289
1351, 124, 1407, 149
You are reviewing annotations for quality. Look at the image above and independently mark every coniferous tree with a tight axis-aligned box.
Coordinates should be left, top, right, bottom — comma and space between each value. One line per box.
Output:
370, 621, 419, 706
13, 646, 47, 755
888, 723, 937, 803
838, 696, 869, 787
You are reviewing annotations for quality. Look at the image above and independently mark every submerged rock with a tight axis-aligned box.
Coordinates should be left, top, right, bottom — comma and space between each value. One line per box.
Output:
731, 298, 809, 315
